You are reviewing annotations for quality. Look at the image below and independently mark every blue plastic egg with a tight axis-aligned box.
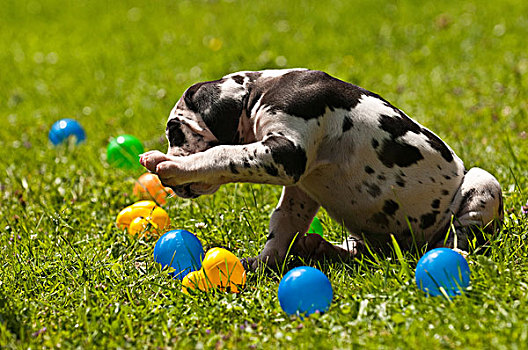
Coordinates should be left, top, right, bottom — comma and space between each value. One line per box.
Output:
153, 230, 204, 280
278, 266, 333, 317
49, 118, 86, 145
415, 248, 470, 297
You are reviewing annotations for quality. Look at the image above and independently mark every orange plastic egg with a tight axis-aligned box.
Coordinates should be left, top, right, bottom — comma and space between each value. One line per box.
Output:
133, 173, 174, 205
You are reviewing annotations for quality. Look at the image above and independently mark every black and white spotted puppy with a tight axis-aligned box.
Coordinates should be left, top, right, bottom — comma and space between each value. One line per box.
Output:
140, 69, 503, 270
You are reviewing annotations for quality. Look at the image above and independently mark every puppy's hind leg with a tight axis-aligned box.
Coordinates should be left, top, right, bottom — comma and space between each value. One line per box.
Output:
245, 186, 356, 271
245, 186, 319, 270
444, 167, 503, 251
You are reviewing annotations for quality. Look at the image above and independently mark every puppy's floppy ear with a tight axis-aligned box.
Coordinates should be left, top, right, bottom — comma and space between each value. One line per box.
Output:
183, 82, 203, 112
183, 80, 243, 145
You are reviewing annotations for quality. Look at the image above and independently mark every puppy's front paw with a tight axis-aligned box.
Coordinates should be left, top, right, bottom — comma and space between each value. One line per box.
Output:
140, 151, 172, 172
155, 159, 195, 186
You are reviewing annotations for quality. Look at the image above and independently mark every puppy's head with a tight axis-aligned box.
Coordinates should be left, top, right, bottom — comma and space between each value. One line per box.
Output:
164, 78, 246, 198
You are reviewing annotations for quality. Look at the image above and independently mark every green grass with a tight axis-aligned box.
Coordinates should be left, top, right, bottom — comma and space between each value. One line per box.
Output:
1, 0, 528, 348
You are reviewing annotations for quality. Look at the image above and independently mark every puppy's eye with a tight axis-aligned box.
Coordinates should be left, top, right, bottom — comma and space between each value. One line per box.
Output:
166, 119, 186, 147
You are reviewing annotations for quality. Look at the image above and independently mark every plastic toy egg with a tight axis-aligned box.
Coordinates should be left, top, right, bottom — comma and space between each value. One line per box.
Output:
116, 200, 157, 228
201, 248, 246, 293
153, 230, 204, 280
107, 134, 144, 170
116, 200, 169, 236
278, 266, 333, 317
128, 217, 157, 236
182, 270, 209, 294
181, 248, 246, 294
133, 173, 174, 205
48, 118, 86, 145
307, 217, 323, 237
415, 248, 470, 297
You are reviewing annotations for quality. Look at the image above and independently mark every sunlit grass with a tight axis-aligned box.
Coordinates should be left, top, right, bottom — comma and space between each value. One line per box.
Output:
1, 0, 527, 348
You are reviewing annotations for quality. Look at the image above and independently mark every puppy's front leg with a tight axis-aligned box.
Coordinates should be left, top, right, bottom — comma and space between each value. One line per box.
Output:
141, 135, 308, 187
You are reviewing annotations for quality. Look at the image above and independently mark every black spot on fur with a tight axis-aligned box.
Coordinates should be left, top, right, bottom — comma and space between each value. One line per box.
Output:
383, 200, 399, 216
441, 189, 449, 196
377, 174, 386, 181
395, 175, 406, 187
420, 211, 440, 229
431, 199, 440, 209
377, 139, 424, 168
457, 188, 477, 216
183, 80, 243, 144
365, 166, 375, 174
266, 231, 276, 241
229, 162, 239, 174
378, 113, 421, 140
372, 139, 379, 149
363, 181, 381, 197
231, 75, 245, 85
166, 119, 186, 147
370, 212, 389, 226
342, 116, 354, 132
376, 112, 425, 168
259, 70, 367, 120
263, 164, 279, 177
420, 128, 454, 163
262, 136, 307, 182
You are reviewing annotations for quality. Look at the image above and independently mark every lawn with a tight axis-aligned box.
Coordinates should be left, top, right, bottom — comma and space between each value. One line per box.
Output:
1, 0, 528, 348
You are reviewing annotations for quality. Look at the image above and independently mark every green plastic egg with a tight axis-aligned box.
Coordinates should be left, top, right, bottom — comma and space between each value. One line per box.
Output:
107, 135, 144, 169
307, 217, 323, 237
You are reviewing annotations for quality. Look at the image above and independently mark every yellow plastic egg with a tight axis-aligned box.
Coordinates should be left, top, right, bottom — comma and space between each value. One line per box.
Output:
149, 206, 171, 229
202, 248, 246, 293
131, 200, 158, 211
116, 206, 134, 229
128, 217, 156, 236
116, 200, 169, 236
182, 270, 209, 294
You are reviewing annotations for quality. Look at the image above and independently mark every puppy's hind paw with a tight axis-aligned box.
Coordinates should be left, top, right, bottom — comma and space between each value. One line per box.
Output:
240, 257, 255, 272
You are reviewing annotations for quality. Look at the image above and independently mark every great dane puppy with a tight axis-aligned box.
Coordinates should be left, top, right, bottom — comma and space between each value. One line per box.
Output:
140, 69, 503, 270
